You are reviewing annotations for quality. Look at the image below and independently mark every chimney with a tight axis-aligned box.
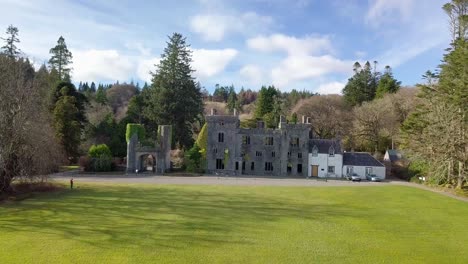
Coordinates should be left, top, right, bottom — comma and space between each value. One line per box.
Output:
302, 115, 306, 124
279, 115, 286, 129
211, 108, 217, 116
257, 121, 265, 129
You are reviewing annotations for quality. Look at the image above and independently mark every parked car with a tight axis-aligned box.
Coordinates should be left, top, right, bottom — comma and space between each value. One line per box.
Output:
366, 174, 381, 182
351, 175, 361, 182
346, 173, 361, 182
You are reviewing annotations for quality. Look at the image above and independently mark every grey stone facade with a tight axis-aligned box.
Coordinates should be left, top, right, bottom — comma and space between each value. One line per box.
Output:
206, 113, 311, 177
126, 125, 172, 174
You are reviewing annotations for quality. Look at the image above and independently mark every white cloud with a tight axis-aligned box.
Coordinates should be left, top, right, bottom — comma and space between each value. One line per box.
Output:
240, 64, 264, 85
73, 49, 134, 82
316, 81, 346, 95
271, 55, 351, 87
247, 34, 333, 55
190, 12, 273, 42
192, 48, 238, 79
137, 57, 160, 83
366, 0, 415, 26
136, 48, 238, 83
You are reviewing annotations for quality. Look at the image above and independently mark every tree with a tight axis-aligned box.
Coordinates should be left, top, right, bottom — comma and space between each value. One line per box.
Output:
0, 55, 63, 193
375, 66, 401, 98
95, 85, 107, 104
144, 33, 203, 149
255, 85, 277, 118
49, 36, 73, 80
53, 87, 82, 159
290, 112, 298, 124
226, 85, 240, 114
1, 25, 21, 58
342, 61, 379, 106
401, 0, 467, 188
293, 95, 351, 139
127, 94, 146, 124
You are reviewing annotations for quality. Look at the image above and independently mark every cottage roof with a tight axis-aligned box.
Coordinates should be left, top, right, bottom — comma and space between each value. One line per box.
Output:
309, 139, 342, 154
343, 152, 384, 167
385, 149, 403, 162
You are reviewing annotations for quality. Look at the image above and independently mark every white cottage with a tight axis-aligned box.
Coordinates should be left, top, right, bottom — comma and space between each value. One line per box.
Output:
308, 139, 386, 180
308, 139, 343, 178
342, 152, 386, 180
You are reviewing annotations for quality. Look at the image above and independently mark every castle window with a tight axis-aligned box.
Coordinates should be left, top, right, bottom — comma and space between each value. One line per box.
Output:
242, 161, 246, 170
213, 148, 218, 154
287, 152, 291, 158
298, 153, 302, 159
290, 137, 299, 147
329, 146, 335, 157
265, 162, 273, 171
312, 145, 318, 157
287, 163, 292, 174
272, 152, 276, 157
251, 162, 255, 170
235, 162, 239, 170
297, 164, 303, 173
265, 137, 274, 145
216, 159, 224, 170
242, 135, 250, 145
218, 132, 224, 143
256, 151, 262, 157
328, 166, 335, 174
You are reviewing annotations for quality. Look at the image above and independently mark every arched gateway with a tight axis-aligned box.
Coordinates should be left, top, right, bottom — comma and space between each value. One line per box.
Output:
126, 125, 172, 174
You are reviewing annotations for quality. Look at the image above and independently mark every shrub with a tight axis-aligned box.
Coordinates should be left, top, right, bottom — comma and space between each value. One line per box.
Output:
88, 144, 112, 158
186, 144, 203, 173
88, 144, 113, 172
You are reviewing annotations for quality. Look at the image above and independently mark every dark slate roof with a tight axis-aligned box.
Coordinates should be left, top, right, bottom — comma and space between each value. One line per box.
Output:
385, 150, 403, 162
309, 139, 342, 154
343, 152, 384, 167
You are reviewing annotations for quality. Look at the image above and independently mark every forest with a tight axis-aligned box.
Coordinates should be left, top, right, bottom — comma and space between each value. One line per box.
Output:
0, 0, 466, 194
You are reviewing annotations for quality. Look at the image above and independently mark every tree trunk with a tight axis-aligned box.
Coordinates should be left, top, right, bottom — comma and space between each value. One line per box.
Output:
0, 175, 13, 194
457, 161, 464, 189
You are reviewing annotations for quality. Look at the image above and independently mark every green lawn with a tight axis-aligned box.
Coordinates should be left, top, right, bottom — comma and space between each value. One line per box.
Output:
1, 183, 467, 264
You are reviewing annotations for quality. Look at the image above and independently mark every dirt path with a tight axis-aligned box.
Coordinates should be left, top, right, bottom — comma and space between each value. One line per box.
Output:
52, 173, 468, 202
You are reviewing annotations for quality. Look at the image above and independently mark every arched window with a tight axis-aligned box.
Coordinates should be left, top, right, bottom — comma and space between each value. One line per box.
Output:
312, 145, 318, 157
329, 146, 335, 157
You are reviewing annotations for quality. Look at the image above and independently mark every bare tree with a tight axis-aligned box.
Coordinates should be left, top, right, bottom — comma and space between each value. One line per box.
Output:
0, 55, 63, 193
292, 95, 351, 139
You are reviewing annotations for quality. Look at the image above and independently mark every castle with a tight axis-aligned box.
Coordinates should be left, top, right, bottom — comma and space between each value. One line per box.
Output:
206, 110, 386, 179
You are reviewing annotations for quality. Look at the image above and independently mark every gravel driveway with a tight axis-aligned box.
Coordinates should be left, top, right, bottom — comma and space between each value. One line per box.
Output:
51, 172, 468, 202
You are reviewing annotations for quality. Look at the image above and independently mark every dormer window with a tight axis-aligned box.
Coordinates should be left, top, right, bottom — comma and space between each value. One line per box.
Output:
312, 145, 318, 157
329, 146, 335, 157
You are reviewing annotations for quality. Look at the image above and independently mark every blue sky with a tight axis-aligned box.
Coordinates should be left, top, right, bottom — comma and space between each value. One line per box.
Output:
1, 0, 450, 93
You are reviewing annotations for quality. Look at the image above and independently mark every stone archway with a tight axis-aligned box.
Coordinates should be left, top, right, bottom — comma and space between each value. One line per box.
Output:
140, 154, 156, 172
135, 152, 157, 173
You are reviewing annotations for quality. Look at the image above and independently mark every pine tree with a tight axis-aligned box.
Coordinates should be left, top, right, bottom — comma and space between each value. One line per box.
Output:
376, 66, 401, 98
53, 87, 82, 159
90, 82, 96, 93
226, 85, 240, 114
1, 25, 21, 58
255, 85, 277, 118
95, 86, 107, 104
343, 61, 379, 106
49, 36, 73, 80
401, 0, 467, 188
144, 33, 203, 148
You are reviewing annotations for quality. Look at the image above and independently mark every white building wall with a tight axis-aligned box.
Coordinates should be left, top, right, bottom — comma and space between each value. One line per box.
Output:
308, 153, 343, 178
343, 165, 386, 179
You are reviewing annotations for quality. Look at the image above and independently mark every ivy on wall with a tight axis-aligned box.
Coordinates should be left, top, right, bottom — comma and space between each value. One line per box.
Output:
126, 124, 146, 143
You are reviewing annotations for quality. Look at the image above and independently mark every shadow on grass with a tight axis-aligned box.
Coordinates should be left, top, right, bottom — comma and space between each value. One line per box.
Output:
0, 185, 365, 250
